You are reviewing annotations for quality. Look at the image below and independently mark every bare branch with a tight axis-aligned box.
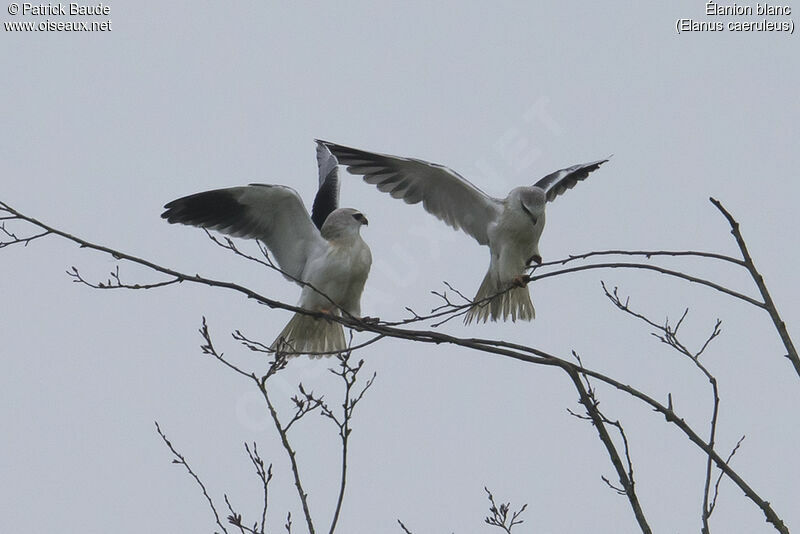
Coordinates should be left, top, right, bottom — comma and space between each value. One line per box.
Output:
203, 229, 355, 321
397, 519, 414, 534
1, 199, 791, 532
710, 197, 800, 378
566, 364, 651, 533
529, 262, 763, 308
319, 349, 377, 534
225, 494, 252, 534
709, 435, 746, 515
0, 220, 51, 248
484, 487, 528, 533
602, 283, 730, 534
537, 248, 745, 268
233, 328, 386, 359
245, 442, 273, 534
199, 317, 258, 380
257, 376, 316, 534
154, 421, 229, 534
66, 264, 181, 290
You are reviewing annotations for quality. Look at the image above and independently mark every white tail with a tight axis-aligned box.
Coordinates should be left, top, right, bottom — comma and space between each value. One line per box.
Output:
270, 312, 346, 358
464, 272, 535, 324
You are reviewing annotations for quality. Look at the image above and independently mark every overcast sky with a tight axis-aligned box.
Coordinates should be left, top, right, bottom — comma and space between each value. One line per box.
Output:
2, 2, 798, 533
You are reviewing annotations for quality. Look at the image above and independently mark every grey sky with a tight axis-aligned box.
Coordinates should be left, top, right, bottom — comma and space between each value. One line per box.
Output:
2, 1, 798, 532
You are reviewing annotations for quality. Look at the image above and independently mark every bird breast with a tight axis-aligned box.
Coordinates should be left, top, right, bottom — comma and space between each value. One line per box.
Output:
491, 206, 544, 250
299, 237, 371, 313
487, 205, 545, 282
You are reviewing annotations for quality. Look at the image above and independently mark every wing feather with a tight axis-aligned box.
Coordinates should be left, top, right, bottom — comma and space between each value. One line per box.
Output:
319, 140, 501, 245
311, 142, 340, 229
162, 184, 325, 283
533, 158, 610, 202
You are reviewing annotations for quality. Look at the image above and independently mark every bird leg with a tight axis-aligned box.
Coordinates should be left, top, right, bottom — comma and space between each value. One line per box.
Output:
511, 275, 528, 287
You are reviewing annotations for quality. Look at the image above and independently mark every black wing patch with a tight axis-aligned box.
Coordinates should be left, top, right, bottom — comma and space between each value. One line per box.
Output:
534, 157, 610, 203
311, 142, 340, 229
161, 188, 252, 235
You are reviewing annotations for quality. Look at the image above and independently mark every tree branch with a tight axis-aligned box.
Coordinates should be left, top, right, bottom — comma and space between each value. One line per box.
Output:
154, 421, 229, 534
1, 199, 791, 532
528, 263, 763, 308
603, 283, 728, 533
537, 248, 745, 268
566, 364, 651, 533
258, 377, 316, 534
319, 352, 376, 534
710, 197, 800, 378
484, 487, 528, 533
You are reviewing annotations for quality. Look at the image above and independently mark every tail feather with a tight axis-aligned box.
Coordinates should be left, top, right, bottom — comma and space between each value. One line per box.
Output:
464, 272, 535, 324
271, 312, 346, 358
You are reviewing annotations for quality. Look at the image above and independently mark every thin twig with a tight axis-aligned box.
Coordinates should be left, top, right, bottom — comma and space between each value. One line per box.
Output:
528, 262, 763, 308
602, 283, 726, 533
710, 197, 800, 378
397, 519, 414, 534
566, 366, 651, 534
154, 421, 229, 534
203, 230, 352, 320
484, 487, 528, 533
258, 379, 316, 534
710, 435, 746, 515
67, 264, 181, 290
537, 248, 745, 268
319, 352, 376, 534
244, 442, 272, 534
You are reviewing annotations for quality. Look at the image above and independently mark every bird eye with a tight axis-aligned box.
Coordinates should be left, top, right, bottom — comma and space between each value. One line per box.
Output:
351, 213, 368, 225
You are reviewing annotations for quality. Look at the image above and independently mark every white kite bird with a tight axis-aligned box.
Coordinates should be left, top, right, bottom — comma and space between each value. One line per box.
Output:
319, 140, 608, 324
161, 143, 372, 356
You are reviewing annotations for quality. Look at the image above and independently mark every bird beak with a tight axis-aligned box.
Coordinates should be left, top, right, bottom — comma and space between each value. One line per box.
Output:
360, 215, 369, 226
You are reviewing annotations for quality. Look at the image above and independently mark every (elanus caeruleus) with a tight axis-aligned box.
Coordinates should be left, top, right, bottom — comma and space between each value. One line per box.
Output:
319, 140, 607, 324
161, 143, 372, 356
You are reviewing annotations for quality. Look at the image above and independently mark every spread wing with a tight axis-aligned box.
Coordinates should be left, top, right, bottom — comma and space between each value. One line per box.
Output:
533, 157, 610, 202
310, 142, 340, 230
319, 140, 502, 245
161, 184, 326, 282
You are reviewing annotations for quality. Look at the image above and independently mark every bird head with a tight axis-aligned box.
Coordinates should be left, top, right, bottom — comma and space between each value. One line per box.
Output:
512, 187, 546, 226
321, 208, 369, 239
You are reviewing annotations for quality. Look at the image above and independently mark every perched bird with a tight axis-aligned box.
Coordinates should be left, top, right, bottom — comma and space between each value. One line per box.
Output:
161, 143, 372, 356
319, 140, 608, 324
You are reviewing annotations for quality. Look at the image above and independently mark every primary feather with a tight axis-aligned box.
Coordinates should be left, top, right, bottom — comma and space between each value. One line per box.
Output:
316, 142, 502, 245
311, 142, 340, 230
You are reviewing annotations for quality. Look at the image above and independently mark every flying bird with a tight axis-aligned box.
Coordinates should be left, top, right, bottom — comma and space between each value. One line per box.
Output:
318, 140, 608, 324
161, 143, 372, 356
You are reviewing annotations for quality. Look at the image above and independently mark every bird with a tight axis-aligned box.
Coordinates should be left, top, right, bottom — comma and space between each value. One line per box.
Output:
318, 140, 608, 324
161, 143, 372, 356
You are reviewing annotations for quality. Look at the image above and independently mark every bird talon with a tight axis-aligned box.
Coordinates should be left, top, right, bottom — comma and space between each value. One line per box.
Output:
527, 254, 543, 266
512, 275, 528, 287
